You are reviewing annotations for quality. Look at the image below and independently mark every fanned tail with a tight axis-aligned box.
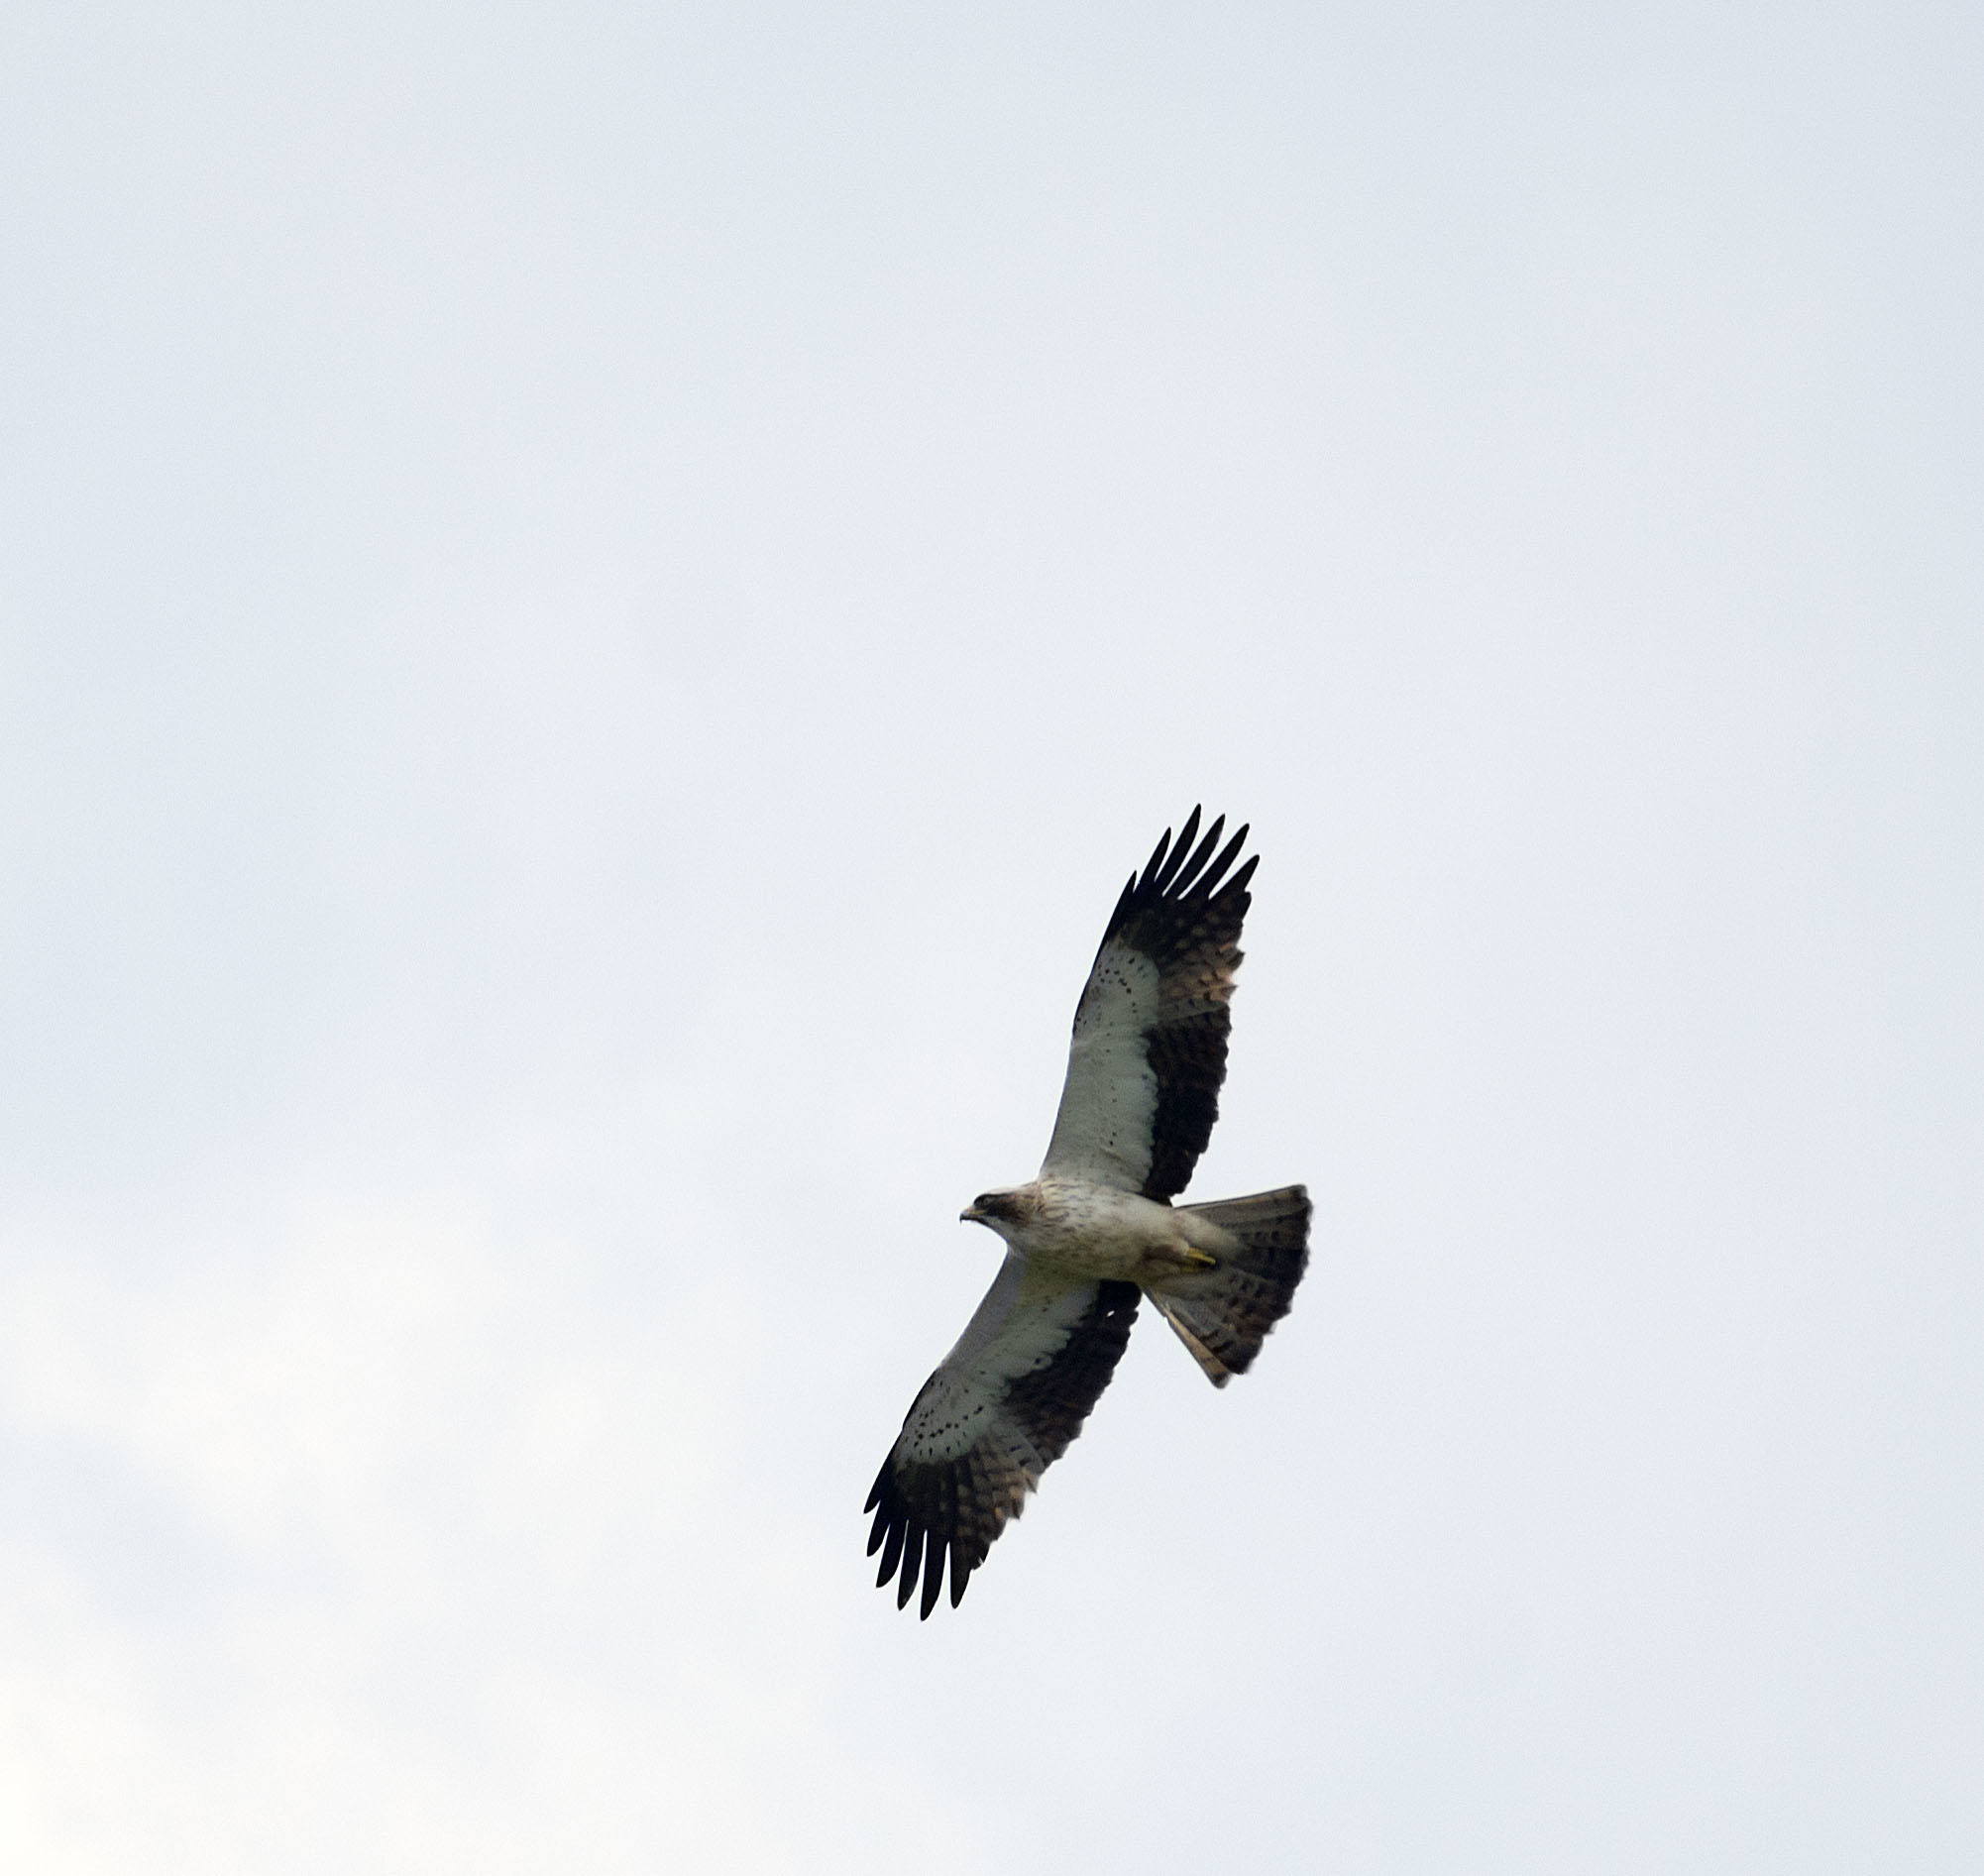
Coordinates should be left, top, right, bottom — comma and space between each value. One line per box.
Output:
1149, 1184, 1311, 1386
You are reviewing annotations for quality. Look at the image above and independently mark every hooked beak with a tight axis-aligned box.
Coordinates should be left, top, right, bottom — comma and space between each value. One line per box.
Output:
960, 1204, 987, 1223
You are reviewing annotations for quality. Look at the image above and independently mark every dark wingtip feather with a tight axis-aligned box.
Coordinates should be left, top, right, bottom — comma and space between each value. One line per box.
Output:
1151, 805, 1203, 894
1172, 814, 1225, 896
876, 1511, 907, 1584
919, 1529, 945, 1619
896, 1520, 924, 1608
1097, 809, 1257, 951
1198, 823, 1249, 897
864, 1460, 889, 1529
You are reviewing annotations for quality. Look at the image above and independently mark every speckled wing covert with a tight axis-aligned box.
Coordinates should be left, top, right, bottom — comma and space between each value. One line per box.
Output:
1041, 807, 1258, 1202
864, 1258, 1140, 1618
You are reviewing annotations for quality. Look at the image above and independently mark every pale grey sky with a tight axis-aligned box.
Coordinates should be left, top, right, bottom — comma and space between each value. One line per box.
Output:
3, 4, 1980, 1870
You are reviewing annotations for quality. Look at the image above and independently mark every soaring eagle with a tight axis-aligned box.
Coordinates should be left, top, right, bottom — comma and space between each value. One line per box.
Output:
866, 808, 1311, 1617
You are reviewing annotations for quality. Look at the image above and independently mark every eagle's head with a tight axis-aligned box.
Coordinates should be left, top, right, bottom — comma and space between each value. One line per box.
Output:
960, 1186, 1034, 1230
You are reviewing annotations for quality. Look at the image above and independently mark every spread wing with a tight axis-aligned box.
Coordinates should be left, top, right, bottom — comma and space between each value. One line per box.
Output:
1040, 807, 1257, 1201
865, 1258, 1140, 1617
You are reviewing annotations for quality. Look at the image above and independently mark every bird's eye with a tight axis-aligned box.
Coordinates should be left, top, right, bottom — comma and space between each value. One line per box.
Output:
972, 1194, 996, 1211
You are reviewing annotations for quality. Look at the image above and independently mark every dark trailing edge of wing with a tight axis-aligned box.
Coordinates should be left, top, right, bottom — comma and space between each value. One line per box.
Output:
1093, 806, 1259, 1203
864, 1280, 1141, 1618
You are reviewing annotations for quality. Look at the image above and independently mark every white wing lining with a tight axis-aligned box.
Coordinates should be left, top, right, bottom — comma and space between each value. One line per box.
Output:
1039, 941, 1163, 1191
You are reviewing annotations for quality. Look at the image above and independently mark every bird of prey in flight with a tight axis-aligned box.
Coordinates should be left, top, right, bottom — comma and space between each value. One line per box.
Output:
865, 808, 1310, 1617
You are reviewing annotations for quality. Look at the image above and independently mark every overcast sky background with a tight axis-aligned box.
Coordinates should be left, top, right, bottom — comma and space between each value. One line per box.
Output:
3, 3, 1980, 1870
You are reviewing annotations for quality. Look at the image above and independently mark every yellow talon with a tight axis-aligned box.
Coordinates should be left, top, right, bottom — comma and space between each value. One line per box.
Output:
1182, 1248, 1220, 1272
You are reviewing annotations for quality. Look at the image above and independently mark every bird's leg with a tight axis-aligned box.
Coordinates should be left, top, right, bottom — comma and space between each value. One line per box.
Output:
1140, 1242, 1221, 1278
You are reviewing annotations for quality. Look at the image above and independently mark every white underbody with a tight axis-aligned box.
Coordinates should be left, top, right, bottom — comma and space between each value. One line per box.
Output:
976, 1177, 1236, 1285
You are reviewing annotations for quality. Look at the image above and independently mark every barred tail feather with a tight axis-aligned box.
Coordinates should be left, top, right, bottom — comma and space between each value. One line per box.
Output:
1151, 1184, 1311, 1386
